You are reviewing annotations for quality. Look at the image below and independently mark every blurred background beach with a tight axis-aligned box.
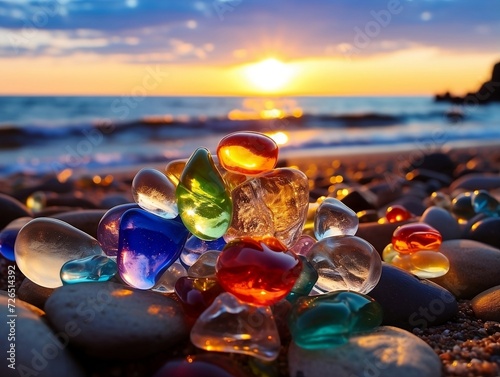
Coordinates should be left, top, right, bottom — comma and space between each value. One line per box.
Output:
0, 0, 499, 181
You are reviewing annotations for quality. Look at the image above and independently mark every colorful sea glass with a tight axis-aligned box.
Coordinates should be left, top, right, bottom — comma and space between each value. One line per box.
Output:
314, 197, 358, 239
385, 204, 413, 223
190, 292, 281, 361
97, 203, 139, 257
429, 192, 451, 210
132, 168, 178, 219
0, 217, 31, 261
176, 147, 233, 240
288, 291, 383, 349
386, 248, 450, 278
117, 209, 189, 289
174, 276, 224, 319
151, 261, 187, 293
14, 217, 104, 288
286, 255, 319, 304
225, 168, 309, 248
216, 131, 279, 176
216, 236, 302, 306
471, 190, 499, 217
307, 235, 382, 294
60, 255, 117, 284
180, 235, 226, 267
290, 234, 316, 257
392, 223, 442, 254
164, 159, 186, 186
451, 192, 475, 222
188, 250, 220, 278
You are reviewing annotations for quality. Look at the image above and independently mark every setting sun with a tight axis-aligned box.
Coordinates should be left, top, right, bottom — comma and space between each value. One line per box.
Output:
243, 58, 296, 92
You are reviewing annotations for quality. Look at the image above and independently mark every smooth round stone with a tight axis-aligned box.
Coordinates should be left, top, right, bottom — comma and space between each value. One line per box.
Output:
153, 354, 251, 377
392, 223, 442, 254
15, 218, 104, 288
0, 293, 85, 377
420, 206, 461, 240
368, 264, 457, 329
216, 236, 302, 306
44, 281, 188, 359
17, 277, 54, 310
0, 193, 32, 229
428, 191, 451, 210
314, 197, 358, 239
471, 285, 500, 322
288, 326, 442, 377
216, 131, 279, 175
151, 261, 187, 293
97, 203, 139, 257
385, 205, 413, 223
340, 189, 376, 213
180, 235, 226, 267
450, 174, 500, 192
188, 250, 220, 278
61, 255, 117, 284
450, 192, 475, 221
0, 217, 31, 261
430, 239, 500, 299
471, 189, 499, 216
132, 168, 178, 219
176, 147, 233, 240
356, 209, 379, 223
355, 220, 414, 256
51, 209, 107, 239
118, 209, 189, 290
288, 291, 383, 349
308, 235, 382, 294
465, 217, 500, 249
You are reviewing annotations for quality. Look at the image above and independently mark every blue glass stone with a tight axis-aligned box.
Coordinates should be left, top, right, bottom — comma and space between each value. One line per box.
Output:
180, 234, 226, 268
472, 190, 499, 217
288, 291, 383, 349
286, 255, 318, 304
60, 255, 117, 284
0, 218, 31, 261
97, 203, 139, 257
117, 208, 190, 289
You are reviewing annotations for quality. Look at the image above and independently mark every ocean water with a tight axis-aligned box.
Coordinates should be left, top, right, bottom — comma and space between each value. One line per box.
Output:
0, 96, 499, 177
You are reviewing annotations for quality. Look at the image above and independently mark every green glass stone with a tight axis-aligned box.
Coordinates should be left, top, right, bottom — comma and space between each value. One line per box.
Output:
176, 148, 233, 240
288, 291, 383, 349
286, 255, 318, 304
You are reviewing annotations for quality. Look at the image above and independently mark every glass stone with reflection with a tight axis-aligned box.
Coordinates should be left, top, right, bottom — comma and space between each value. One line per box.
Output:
216, 131, 279, 176
61, 255, 117, 284
314, 197, 358, 239
132, 168, 178, 219
15, 217, 104, 288
190, 292, 280, 361
118, 208, 189, 290
97, 203, 139, 257
176, 147, 233, 240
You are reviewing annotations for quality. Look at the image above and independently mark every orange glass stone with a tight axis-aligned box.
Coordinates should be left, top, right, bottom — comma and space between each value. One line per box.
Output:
392, 223, 442, 254
215, 236, 302, 306
216, 131, 279, 176
385, 205, 412, 223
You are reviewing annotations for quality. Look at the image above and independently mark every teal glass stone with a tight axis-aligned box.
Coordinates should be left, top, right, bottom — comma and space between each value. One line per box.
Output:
60, 255, 117, 284
176, 147, 233, 240
288, 291, 383, 349
471, 190, 499, 217
286, 255, 318, 304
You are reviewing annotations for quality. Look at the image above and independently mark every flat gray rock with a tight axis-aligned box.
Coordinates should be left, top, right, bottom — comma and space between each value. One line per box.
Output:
288, 326, 441, 377
420, 206, 461, 240
430, 239, 500, 299
0, 292, 84, 377
471, 285, 500, 322
44, 281, 188, 359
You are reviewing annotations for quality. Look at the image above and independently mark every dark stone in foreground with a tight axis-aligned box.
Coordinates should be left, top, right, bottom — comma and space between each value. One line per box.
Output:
0, 193, 32, 230
465, 217, 500, 249
18, 278, 54, 310
44, 281, 189, 359
368, 264, 458, 330
51, 209, 107, 239
471, 285, 500, 322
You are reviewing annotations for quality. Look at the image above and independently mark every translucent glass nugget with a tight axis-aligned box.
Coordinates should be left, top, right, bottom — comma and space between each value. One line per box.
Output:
0, 217, 31, 261
180, 235, 226, 267
286, 255, 319, 304
151, 261, 187, 293
190, 292, 281, 361
216, 236, 302, 306
60, 255, 117, 284
307, 235, 382, 294
290, 234, 316, 257
174, 276, 224, 319
385, 204, 413, 223
132, 168, 178, 219
314, 197, 358, 239
288, 291, 383, 349
216, 131, 279, 176
392, 223, 442, 254
226, 168, 309, 248
117, 209, 189, 290
97, 203, 139, 257
14, 218, 104, 288
188, 250, 221, 278
471, 190, 499, 217
176, 148, 233, 240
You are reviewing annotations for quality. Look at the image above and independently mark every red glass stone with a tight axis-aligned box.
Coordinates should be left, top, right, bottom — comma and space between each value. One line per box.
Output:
216, 131, 279, 176
216, 236, 302, 306
174, 276, 225, 320
392, 223, 442, 254
385, 205, 413, 223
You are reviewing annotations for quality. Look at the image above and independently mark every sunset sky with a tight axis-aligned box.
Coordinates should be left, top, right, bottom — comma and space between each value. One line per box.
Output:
0, 0, 499, 96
